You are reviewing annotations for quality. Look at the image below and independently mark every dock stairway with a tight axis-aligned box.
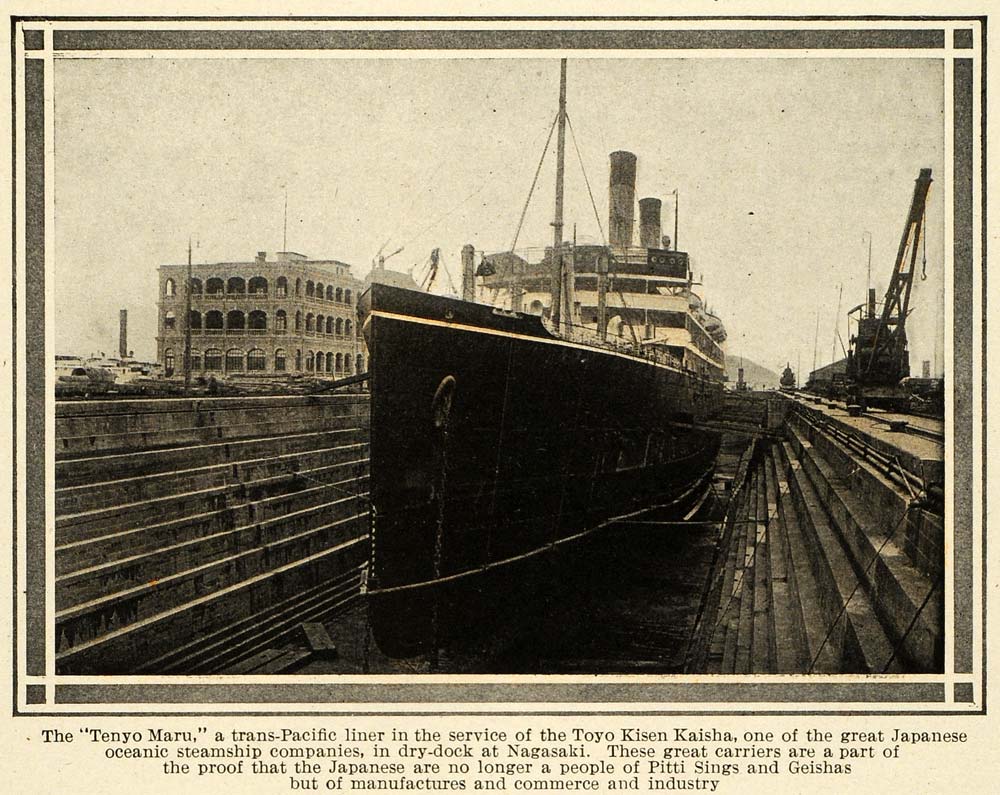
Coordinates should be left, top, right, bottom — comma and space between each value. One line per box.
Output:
687, 406, 943, 674
54, 393, 370, 674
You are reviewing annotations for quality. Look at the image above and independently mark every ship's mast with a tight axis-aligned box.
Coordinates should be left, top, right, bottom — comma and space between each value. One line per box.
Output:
549, 59, 568, 329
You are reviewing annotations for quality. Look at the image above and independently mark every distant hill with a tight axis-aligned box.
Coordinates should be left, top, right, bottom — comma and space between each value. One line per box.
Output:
725, 356, 782, 391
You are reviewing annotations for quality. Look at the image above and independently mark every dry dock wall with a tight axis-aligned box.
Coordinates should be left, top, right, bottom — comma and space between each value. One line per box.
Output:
689, 396, 943, 674
55, 393, 370, 674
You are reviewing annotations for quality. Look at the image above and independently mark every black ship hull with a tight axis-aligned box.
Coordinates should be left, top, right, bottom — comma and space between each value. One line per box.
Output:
360, 282, 722, 658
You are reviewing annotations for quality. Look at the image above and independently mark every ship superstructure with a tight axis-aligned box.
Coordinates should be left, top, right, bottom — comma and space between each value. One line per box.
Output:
479, 150, 726, 381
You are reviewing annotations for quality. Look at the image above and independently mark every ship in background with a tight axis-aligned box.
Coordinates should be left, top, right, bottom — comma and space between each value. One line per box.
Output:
358, 60, 727, 658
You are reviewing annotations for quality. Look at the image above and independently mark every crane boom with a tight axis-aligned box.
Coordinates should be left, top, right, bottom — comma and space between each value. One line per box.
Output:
847, 168, 932, 408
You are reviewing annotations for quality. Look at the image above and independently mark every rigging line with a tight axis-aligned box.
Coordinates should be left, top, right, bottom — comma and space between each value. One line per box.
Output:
684, 442, 763, 651
611, 275, 641, 346
282, 465, 369, 503
565, 111, 607, 246
396, 183, 489, 254
509, 111, 560, 253
921, 205, 928, 281
806, 502, 917, 673
698, 470, 775, 643
879, 571, 941, 673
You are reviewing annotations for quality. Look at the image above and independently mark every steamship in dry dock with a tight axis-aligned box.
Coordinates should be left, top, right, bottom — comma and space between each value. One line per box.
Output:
358, 60, 727, 657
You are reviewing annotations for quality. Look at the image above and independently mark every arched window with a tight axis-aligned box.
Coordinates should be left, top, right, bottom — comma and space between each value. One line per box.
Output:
206, 277, 224, 296
190, 349, 202, 371
164, 348, 175, 373
316, 314, 325, 335
344, 319, 353, 336
529, 300, 544, 315
295, 278, 302, 296
204, 348, 223, 371
326, 285, 334, 301
335, 317, 344, 336
248, 310, 267, 332
356, 354, 364, 373
344, 355, 352, 375
306, 280, 315, 297
295, 310, 302, 332
164, 278, 176, 297
326, 352, 334, 372
315, 353, 324, 373
188, 310, 202, 330
335, 352, 343, 373
275, 310, 287, 331
190, 278, 203, 295
227, 276, 246, 295
335, 287, 343, 302
344, 289, 352, 305
164, 310, 176, 330
225, 349, 244, 372
205, 310, 224, 331
316, 282, 324, 300
326, 317, 333, 334
247, 348, 266, 371
306, 313, 315, 333
276, 276, 288, 297
248, 276, 268, 295
274, 349, 287, 371
305, 351, 314, 372
295, 349, 302, 371
226, 309, 245, 331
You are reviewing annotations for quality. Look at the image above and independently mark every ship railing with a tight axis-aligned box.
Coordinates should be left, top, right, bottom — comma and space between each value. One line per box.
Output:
550, 317, 689, 372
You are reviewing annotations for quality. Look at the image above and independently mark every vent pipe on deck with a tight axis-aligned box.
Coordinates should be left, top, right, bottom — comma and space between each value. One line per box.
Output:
638, 197, 662, 249
609, 151, 637, 248
461, 244, 476, 302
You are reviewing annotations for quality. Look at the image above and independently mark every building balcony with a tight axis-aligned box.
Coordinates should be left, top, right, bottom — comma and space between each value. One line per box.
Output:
204, 328, 225, 335
247, 328, 268, 335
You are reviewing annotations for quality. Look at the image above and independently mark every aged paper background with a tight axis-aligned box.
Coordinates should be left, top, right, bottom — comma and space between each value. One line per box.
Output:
1, 1, 997, 792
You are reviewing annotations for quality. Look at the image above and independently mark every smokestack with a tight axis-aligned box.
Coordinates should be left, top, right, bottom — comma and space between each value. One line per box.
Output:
867, 288, 877, 318
608, 151, 637, 248
119, 309, 127, 359
638, 197, 662, 249
922, 360, 931, 378
461, 244, 476, 302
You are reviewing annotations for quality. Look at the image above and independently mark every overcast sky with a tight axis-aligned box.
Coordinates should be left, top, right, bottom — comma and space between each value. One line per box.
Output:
54, 56, 945, 375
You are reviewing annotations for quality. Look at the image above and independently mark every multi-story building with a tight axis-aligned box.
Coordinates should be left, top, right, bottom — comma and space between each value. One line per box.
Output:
156, 251, 367, 378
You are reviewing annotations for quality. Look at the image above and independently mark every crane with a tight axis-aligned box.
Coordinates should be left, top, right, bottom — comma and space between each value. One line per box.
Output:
846, 168, 932, 409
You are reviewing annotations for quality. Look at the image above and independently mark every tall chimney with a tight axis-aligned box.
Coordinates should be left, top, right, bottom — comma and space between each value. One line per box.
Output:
638, 197, 662, 249
461, 244, 476, 302
867, 287, 877, 318
922, 360, 931, 378
608, 151, 637, 248
119, 309, 128, 359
